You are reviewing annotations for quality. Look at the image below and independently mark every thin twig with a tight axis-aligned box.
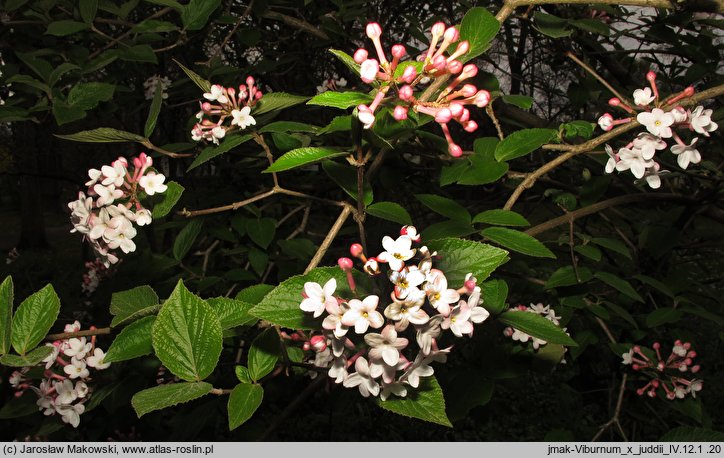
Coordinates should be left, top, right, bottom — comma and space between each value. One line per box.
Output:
88, 7, 173, 59
487, 103, 505, 140
496, 0, 674, 22
592, 374, 629, 441
141, 140, 193, 159
46, 327, 111, 341
197, 0, 255, 66
253, 132, 279, 188
304, 206, 353, 273
566, 52, 633, 107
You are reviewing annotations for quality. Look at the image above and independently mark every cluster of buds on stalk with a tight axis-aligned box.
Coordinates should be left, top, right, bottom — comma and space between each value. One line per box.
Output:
622, 340, 703, 400
295, 226, 491, 400
598, 71, 718, 188
81, 259, 110, 296
68, 153, 168, 267
191, 76, 262, 144
9, 321, 111, 428
503, 303, 568, 351
353, 22, 491, 157
316, 74, 348, 94
143, 74, 171, 100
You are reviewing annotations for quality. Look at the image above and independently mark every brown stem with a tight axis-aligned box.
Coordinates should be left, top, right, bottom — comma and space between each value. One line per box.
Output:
496, 0, 674, 22
210, 388, 233, 395
304, 205, 353, 273
592, 373, 629, 441
253, 132, 279, 188
260, 10, 328, 40
487, 103, 505, 140
141, 140, 193, 159
198, 0, 255, 66
46, 327, 111, 341
88, 7, 173, 59
566, 52, 634, 107
180, 189, 277, 217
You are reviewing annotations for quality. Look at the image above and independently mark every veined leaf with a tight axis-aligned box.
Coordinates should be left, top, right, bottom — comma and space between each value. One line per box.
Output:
11, 284, 60, 355
132, 382, 213, 418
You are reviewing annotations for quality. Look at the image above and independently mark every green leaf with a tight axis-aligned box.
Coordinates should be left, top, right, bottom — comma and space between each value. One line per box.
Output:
131, 382, 213, 418
11, 284, 60, 355
152, 280, 223, 381
248, 328, 279, 382
104, 316, 155, 363
366, 202, 413, 225
646, 307, 683, 328
144, 0, 184, 11
15, 52, 52, 81
235, 366, 252, 383
459, 7, 500, 62
152, 181, 184, 219
0, 106, 32, 123
109, 285, 160, 328
440, 160, 469, 187
265, 147, 347, 173
181, 0, 221, 30
207, 298, 257, 329
175, 59, 211, 92
329, 49, 361, 76
545, 266, 593, 289
79, 0, 98, 23
0, 394, 39, 419
307, 91, 373, 110
258, 121, 318, 134
499, 310, 577, 346
480, 280, 508, 314
594, 272, 644, 302
660, 427, 724, 442
187, 134, 253, 171
0, 346, 54, 367
533, 12, 573, 38
6, 74, 50, 94
560, 120, 596, 140
132, 19, 179, 33
48, 63, 81, 87
482, 227, 555, 258
415, 194, 471, 223
245, 217, 276, 249
318, 115, 352, 134
420, 221, 476, 241
144, 84, 164, 138
251, 267, 369, 329
55, 127, 145, 143
573, 244, 602, 261
445, 371, 494, 421
46, 20, 89, 36
67, 82, 115, 110
591, 237, 632, 259
173, 219, 204, 261
456, 156, 508, 185
235, 285, 274, 304
473, 209, 529, 227
0, 276, 13, 355
570, 18, 610, 36
377, 376, 451, 427
322, 160, 373, 206
634, 274, 674, 298
501, 94, 533, 110
53, 102, 86, 126
494, 128, 558, 162
425, 238, 509, 286
254, 92, 309, 115
118, 44, 158, 64
228, 383, 263, 430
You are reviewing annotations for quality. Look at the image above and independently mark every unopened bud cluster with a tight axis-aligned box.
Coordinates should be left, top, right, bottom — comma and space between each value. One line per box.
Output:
621, 340, 703, 400
598, 71, 718, 188
295, 226, 490, 400
353, 22, 491, 157
68, 153, 168, 267
9, 321, 111, 428
191, 77, 261, 144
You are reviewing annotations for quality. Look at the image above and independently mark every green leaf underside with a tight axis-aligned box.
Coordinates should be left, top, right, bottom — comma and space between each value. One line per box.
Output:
377, 376, 452, 427
425, 238, 509, 286
131, 382, 213, 418
11, 284, 60, 355
228, 383, 264, 430
307, 91, 373, 110
104, 316, 156, 363
152, 280, 223, 381
499, 310, 577, 346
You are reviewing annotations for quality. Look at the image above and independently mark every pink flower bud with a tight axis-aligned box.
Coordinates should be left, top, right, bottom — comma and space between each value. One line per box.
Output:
246, 76, 255, 87
646, 71, 656, 82
354, 48, 369, 64
303, 342, 311, 351
400, 66, 417, 84
687, 350, 696, 358
391, 44, 406, 58
636, 388, 645, 395
431, 22, 446, 37
460, 84, 477, 97
632, 364, 640, 371
398, 84, 414, 101
393, 105, 408, 121
474, 90, 491, 107
449, 143, 463, 157
338, 257, 354, 270
454, 40, 469, 55
449, 102, 464, 117
350, 243, 364, 257
653, 342, 660, 349
459, 108, 470, 123
464, 280, 476, 292
683, 86, 694, 96
360, 59, 380, 84
201, 102, 212, 112
227, 87, 235, 97
461, 64, 478, 79
435, 108, 452, 123
444, 26, 459, 42
608, 97, 620, 107
691, 365, 700, 373
310, 335, 328, 352
133, 156, 143, 168
447, 60, 463, 74
432, 55, 447, 71
366, 22, 382, 39
464, 120, 478, 132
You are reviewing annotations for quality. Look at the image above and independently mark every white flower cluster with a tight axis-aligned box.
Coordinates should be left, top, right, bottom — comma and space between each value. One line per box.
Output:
295, 226, 490, 400
81, 259, 110, 295
9, 321, 111, 428
503, 303, 567, 351
68, 153, 167, 266
143, 74, 172, 100
597, 72, 718, 188
191, 77, 261, 144
316, 74, 347, 94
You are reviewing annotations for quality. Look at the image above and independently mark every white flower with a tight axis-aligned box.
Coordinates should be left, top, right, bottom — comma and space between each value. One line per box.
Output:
63, 337, 91, 359
86, 348, 111, 370
9, 370, 25, 388
104, 217, 138, 254
341, 295, 384, 334
673, 344, 687, 357
424, 272, 460, 317
359, 59, 379, 84
143, 74, 171, 100
230, 106, 256, 129
135, 208, 152, 226
343, 357, 381, 397
689, 106, 718, 136
377, 235, 416, 271
632, 133, 666, 160
42, 343, 60, 369
621, 349, 634, 365
389, 268, 425, 299
64, 320, 81, 333
93, 184, 123, 207
63, 358, 90, 380
54, 379, 78, 405
616, 147, 654, 179
68, 193, 93, 234
441, 303, 474, 337
689, 379, 703, 398
380, 382, 407, 401
416, 315, 443, 355
637, 108, 674, 138
467, 287, 489, 324
56, 403, 85, 428
100, 163, 127, 187
604, 145, 618, 174
139, 172, 168, 196
299, 278, 337, 318
384, 292, 429, 331
75, 381, 89, 398
670, 138, 701, 169
364, 325, 409, 367
203, 84, 228, 104
357, 105, 376, 129
328, 356, 347, 383
633, 87, 655, 106
400, 354, 434, 388
322, 300, 349, 338
211, 126, 226, 144
640, 163, 668, 189
85, 169, 102, 187
670, 106, 688, 123
597, 113, 614, 131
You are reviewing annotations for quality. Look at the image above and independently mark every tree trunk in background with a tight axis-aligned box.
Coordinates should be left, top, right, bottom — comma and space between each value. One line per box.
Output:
14, 122, 48, 249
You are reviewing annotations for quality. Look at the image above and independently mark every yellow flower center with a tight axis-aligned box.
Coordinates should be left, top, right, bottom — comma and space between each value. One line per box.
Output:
393, 253, 404, 260
654, 120, 661, 126
362, 312, 368, 318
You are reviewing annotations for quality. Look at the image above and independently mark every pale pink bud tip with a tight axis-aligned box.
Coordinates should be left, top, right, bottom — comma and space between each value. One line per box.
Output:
464, 120, 478, 132
449, 144, 463, 157
338, 257, 354, 270
353, 48, 369, 64
431, 22, 446, 36
366, 23, 382, 39
391, 44, 406, 58
683, 86, 694, 96
435, 108, 453, 124
246, 76, 255, 86
303, 342, 311, 351
608, 98, 620, 106
393, 105, 408, 121
447, 60, 463, 74
444, 26, 459, 42
360, 59, 380, 84
462, 64, 478, 78
653, 342, 660, 349
456, 41, 470, 54
460, 84, 477, 98
350, 243, 364, 257
646, 71, 656, 81
400, 66, 417, 84
464, 280, 476, 292
310, 335, 327, 352
398, 85, 414, 101
449, 103, 464, 117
